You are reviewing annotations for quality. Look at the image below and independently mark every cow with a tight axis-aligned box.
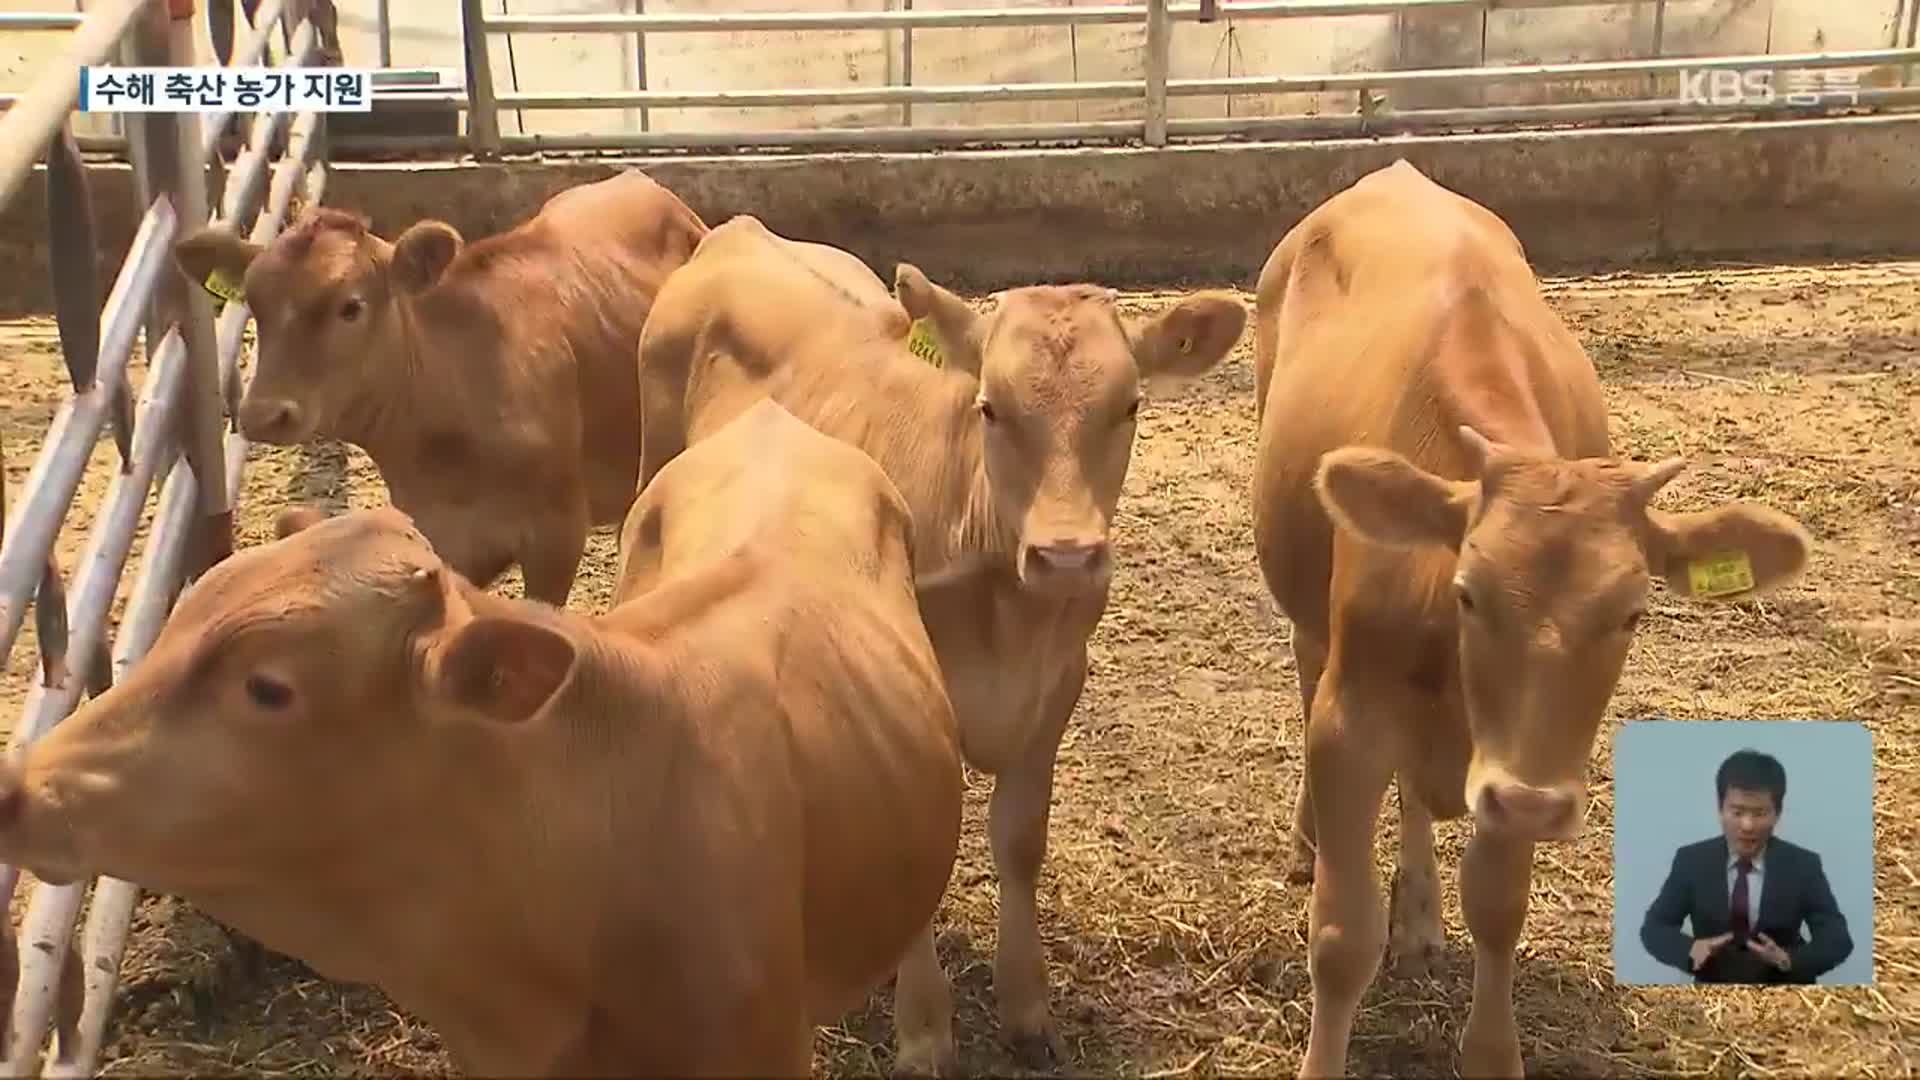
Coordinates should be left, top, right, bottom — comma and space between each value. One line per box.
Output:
169, 170, 710, 605
1249, 159, 1813, 1077
633, 215, 1247, 1072
0, 398, 965, 1077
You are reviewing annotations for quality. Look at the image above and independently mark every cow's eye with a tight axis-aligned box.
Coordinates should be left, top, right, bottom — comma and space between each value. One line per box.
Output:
338, 297, 365, 322
244, 673, 294, 710
1454, 581, 1476, 612
976, 399, 998, 423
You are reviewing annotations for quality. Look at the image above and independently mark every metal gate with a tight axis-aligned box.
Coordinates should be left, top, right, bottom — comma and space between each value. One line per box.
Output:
0, 1, 334, 1074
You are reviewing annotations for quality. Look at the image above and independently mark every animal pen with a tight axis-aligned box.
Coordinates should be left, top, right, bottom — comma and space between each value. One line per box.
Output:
0, 0, 1914, 1076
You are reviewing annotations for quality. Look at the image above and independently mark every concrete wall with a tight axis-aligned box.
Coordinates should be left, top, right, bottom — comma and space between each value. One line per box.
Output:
1, 112, 1916, 316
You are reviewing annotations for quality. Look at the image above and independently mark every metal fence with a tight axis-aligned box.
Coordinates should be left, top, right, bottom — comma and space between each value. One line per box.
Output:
442, 0, 1920, 155
0, 1, 334, 1074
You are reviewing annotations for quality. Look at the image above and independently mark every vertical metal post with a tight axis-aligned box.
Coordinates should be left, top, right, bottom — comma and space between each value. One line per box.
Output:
1648, 0, 1666, 96
898, 0, 913, 127
618, 0, 639, 134
1906, 0, 1920, 88
1144, 0, 1169, 146
160, 0, 235, 577
460, 0, 501, 157
376, 0, 391, 66
635, 0, 649, 134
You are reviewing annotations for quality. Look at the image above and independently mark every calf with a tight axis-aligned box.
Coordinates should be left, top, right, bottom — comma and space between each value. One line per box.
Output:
171, 170, 709, 604
1250, 159, 1813, 1077
635, 215, 1246, 1071
0, 398, 964, 1077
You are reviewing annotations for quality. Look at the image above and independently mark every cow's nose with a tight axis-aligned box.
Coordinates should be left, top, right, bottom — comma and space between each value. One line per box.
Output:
1475, 780, 1579, 840
237, 399, 304, 443
1023, 540, 1111, 577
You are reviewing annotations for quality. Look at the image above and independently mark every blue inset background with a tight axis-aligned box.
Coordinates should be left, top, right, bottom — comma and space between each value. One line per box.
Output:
1612, 719, 1875, 986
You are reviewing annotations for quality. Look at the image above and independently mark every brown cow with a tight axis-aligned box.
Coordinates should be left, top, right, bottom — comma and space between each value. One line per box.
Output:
635, 215, 1247, 1072
1250, 159, 1813, 1077
170, 170, 709, 605
0, 398, 964, 1077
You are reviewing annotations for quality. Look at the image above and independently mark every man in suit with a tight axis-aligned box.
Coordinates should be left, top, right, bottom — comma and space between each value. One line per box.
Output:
1639, 748, 1854, 985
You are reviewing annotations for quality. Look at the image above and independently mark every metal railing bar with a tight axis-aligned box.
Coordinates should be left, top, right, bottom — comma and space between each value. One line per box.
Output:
495, 80, 1138, 110
1170, 46, 1920, 96
479, 0, 1621, 34
1166, 86, 1920, 135
502, 120, 1145, 151
0, 196, 176, 668
46, 119, 331, 1080
0, 0, 144, 218
485, 95, 1919, 153
0, 330, 187, 1077
0, 14, 84, 31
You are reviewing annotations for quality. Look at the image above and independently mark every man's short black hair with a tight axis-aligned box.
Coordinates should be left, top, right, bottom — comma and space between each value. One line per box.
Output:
1716, 748, 1787, 812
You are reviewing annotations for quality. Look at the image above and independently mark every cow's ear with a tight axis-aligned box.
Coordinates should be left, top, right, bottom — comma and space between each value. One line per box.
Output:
895, 262, 985, 376
389, 221, 464, 295
173, 225, 263, 300
1645, 503, 1811, 602
1131, 291, 1246, 382
432, 614, 576, 724
1316, 446, 1475, 550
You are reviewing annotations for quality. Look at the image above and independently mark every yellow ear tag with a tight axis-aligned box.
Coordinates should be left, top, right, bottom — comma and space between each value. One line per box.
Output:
905, 317, 943, 367
1687, 549, 1756, 598
203, 267, 245, 305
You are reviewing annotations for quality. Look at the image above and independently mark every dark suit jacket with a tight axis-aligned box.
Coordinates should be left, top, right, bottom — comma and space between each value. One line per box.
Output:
1639, 835, 1853, 984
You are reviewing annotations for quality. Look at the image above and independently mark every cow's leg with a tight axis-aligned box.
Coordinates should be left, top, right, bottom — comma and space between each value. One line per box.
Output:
1388, 780, 1444, 977
1299, 665, 1394, 1080
988, 653, 1082, 1067
892, 920, 957, 1077
1457, 828, 1532, 1078
1288, 630, 1327, 884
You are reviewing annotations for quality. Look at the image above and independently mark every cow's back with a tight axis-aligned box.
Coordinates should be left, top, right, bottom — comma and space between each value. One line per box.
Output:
478, 171, 710, 522
1252, 161, 1609, 643
637, 215, 919, 492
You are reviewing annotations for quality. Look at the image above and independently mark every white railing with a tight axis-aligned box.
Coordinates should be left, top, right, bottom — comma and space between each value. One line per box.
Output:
0, 1, 335, 1075
442, 0, 1920, 156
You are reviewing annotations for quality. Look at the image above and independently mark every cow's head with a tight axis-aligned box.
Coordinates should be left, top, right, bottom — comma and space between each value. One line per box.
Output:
895, 264, 1245, 596
1315, 427, 1811, 842
0, 506, 579, 898
172, 209, 466, 445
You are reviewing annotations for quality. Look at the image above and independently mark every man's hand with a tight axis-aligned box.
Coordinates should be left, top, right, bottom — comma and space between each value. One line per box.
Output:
1689, 932, 1734, 971
1746, 933, 1792, 971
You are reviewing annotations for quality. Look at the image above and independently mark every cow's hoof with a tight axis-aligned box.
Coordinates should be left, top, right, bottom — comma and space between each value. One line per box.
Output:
1388, 936, 1444, 979
892, 1038, 958, 1078
1007, 1026, 1066, 1071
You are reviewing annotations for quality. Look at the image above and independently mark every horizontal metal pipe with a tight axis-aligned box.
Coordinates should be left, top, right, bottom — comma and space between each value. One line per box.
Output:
0, 196, 175, 667
495, 79, 1140, 110
1174, 45, 1920, 96
482, 0, 1622, 33
0, 13, 85, 31
0, 0, 144, 214
1168, 86, 1920, 136
502, 119, 1143, 151
2, 333, 186, 1077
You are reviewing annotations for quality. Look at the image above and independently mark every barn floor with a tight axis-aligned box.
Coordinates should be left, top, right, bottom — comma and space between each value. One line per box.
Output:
2, 260, 1916, 1078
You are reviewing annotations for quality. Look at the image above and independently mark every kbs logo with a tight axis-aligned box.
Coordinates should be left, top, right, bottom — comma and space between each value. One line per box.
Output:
1677, 68, 1863, 107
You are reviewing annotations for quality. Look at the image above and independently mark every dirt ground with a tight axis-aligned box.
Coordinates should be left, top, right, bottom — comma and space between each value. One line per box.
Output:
1, 259, 1916, 1078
